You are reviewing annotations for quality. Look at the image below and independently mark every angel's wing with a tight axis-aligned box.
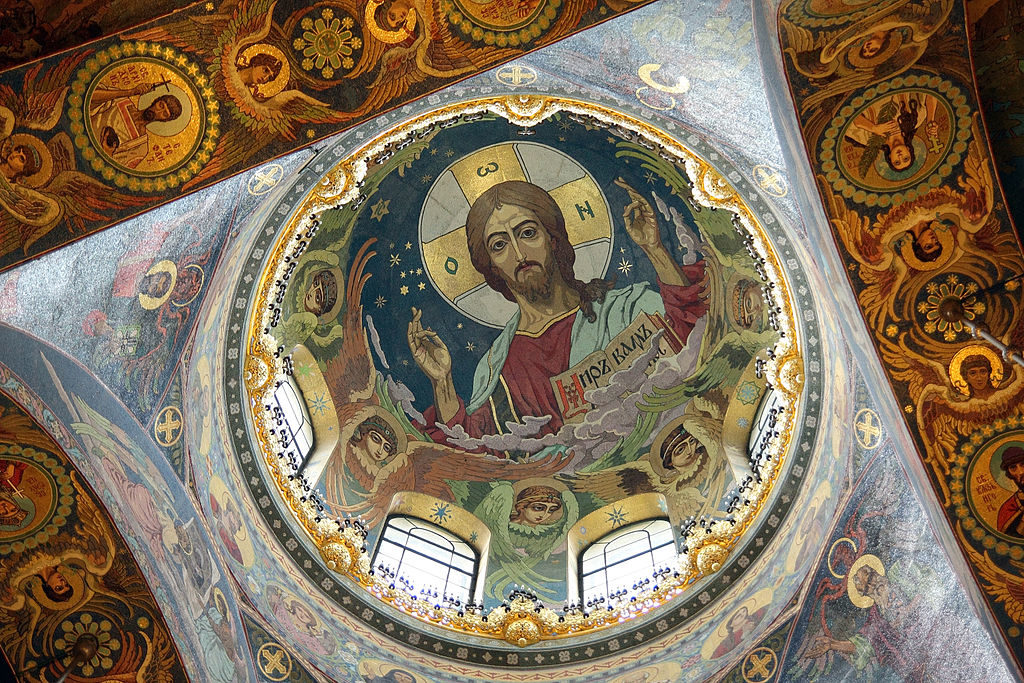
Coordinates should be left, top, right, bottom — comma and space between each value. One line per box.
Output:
323, 238, 378, 406
964, 544, 1024, 624
30, 170, 150, 249
126, 0, 240, 52
70, 472, 116, 574
0, 54, 88, 132
0, 176, 61, 258
567, 461, 661, 505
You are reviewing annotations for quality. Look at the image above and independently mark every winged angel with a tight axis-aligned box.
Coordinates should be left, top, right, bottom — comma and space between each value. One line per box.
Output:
820, 114, 1016, 331
316, 238, 572, 528
0, 59, 149, 258
781, 0, 957, 139
129, 0, 348, 189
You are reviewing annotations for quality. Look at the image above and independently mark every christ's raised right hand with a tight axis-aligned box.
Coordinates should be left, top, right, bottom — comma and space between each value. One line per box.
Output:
408, 307, 452, 384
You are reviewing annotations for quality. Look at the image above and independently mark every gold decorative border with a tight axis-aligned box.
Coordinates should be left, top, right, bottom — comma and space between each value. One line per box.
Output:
243, 95, 804, 644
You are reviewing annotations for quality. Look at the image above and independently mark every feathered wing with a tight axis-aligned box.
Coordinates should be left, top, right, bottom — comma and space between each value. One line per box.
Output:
0, 176, 61, 258
323, 238, 378, 406
0, 54, 89, 131
180, 0, 349, 190
0, 408, 63, 452
567, 460, 661, 505
344, 0, 519, 118
69, 472, 117, 574
126, 0, 239, 52
963, 543, 1024, 624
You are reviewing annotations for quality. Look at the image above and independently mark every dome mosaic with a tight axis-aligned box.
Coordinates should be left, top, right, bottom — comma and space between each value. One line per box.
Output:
232, 94, 821, 659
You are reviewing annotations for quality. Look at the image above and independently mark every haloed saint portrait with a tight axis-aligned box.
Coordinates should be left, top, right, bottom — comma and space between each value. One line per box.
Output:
275, 113, 784, 605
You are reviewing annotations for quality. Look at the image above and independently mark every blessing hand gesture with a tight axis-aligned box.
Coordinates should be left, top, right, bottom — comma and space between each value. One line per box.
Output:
615, 177, 663, 254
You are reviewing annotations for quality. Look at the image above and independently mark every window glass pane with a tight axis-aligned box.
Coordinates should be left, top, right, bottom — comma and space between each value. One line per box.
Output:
372, 516, 478, 602
580, 519, 675, 603
274, 379, 313, 460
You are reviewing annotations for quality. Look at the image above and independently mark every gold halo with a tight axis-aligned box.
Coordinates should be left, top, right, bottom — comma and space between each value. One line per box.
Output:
949, 344, 1004, 396
7, 133, 53, 189
138, 260, 178, 310
826, 536, 858, 578
634, 87, 677, 112
897, 221, 954, 271
213, 585, 228, 619
847, 553, 885, 608
171, 264, 206, 307
240, 43, 290, 100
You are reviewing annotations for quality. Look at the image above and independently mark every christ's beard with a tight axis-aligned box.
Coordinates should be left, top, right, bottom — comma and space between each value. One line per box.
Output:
506, 264, 553, 303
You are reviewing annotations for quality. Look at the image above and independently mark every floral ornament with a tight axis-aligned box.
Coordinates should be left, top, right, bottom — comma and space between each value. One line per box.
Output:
293, 8, 362, 79
55, 613, 121, 676
917, 274, 984, 342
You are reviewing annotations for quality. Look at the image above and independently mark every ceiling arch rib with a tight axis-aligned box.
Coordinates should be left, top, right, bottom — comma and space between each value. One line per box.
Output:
773, 0, 1024, 673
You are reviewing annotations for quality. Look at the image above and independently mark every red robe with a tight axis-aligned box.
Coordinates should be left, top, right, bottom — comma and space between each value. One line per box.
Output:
419, 273, 707, 446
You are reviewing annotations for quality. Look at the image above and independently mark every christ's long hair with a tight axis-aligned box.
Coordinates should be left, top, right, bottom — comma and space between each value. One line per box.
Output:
465, 181, 612, 322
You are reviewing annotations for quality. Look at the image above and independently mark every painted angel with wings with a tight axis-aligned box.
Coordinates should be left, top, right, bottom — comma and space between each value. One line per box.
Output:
0, 473, 116, 668
472, 479, 579, 600
782, 0, 956, 140
819, 118, 1011, 331
879, 336, 1024, 503
344, 0, 552, 118
313, 238, 572, 526
129, 0, 348, 189
0, 58, 150, 258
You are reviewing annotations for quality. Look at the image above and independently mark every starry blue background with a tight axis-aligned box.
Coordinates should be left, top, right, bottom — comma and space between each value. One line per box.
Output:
351, 115, 701, 409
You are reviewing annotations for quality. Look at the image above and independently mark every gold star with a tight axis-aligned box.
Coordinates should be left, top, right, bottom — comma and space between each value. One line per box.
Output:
466, 342, 475, 351
416, 268, 423, 275
417, 282, 426, 290
405, 241, 412, 250
400, 285, 409, 295
400, 271, 406, 278
429, 148, 438, 155
371, 198, 391, 221
456, 323, 463, 329
389, 254, 401, 267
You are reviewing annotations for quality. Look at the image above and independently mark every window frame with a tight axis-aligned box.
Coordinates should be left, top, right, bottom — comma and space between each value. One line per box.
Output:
578, 517, 676, 605
373, 513, 480, 603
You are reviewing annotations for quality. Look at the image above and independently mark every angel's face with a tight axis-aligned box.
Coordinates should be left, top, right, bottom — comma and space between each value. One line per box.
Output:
364, 428, 396, 462
858, 31, 889, 59
669, 437, 703, 471
916, 224, 941, 255
520, 501, 561, 526
386, 0, 412, 29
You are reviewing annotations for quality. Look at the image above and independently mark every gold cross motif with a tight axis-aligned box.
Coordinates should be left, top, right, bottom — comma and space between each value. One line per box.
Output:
154, 406, 183, 447
854, 408, 882, 449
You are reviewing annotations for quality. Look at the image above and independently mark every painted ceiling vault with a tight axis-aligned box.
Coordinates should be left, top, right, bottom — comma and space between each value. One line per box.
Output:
0, 0, 1021, 682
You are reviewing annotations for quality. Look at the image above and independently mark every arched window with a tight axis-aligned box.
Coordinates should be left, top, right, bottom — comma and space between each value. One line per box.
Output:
374, 516, 478, 603
580, 518, 675, 603
272, 377, 313, 461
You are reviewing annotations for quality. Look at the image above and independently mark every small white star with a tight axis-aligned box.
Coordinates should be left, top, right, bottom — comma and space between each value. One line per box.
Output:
400, 271, 406, 278
617, 257, 633, 275
466, 341, 476, 351
389, 254, 401, 267
405, 241, 412, 250
416, 267, 423, 275
375, 295, 387, 307
456, 323, 463, 329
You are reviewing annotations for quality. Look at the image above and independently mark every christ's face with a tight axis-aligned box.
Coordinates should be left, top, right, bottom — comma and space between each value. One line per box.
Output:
150, 100, 174, 122
253, 64, 275, 85
484, 204, 555, 301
